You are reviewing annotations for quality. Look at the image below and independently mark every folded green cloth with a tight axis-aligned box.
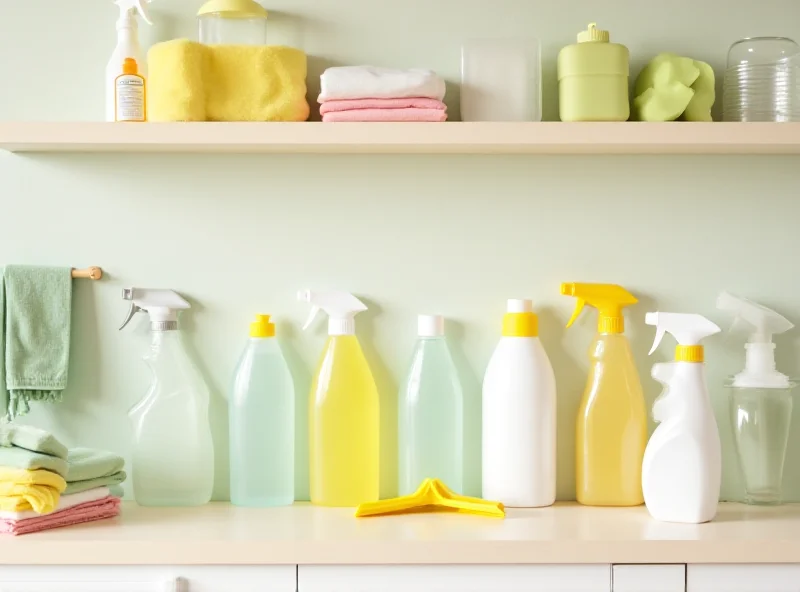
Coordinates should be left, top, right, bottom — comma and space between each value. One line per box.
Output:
0, 446, 69, 477
0, 423, 68, 458
3, 266, 73, 420
66, 448, 125, 482
64, 471, 127, 495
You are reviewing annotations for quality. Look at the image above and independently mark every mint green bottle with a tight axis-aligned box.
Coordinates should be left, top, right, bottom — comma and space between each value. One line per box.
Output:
230, 315, 295, 507
399, 315, 464, 495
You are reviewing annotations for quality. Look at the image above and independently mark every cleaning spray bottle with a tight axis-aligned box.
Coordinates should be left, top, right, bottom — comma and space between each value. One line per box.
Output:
717, 292, 796, 505
561, 283, 646, 506
482, 299, 556, 508
120, 288, 214, 507
298, 290, 379, 507
643, 312, 721, 523
107, 0, 153, 122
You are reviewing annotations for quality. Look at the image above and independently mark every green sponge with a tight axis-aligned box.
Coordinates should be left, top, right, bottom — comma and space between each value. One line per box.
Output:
633, 53, 715, 122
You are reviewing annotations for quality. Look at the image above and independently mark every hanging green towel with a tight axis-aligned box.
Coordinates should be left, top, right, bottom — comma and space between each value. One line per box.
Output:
0, 423, 68, 458
3, 266, 73, 420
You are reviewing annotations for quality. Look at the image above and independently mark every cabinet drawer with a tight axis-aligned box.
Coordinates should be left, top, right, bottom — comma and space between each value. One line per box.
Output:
299, 565, 611, 592
613, 565, 685, 592
0, 566, 296, 592
688, 565, 800, 592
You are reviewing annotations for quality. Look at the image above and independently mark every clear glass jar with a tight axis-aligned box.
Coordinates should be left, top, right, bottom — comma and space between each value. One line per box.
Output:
198, 0, 267, 46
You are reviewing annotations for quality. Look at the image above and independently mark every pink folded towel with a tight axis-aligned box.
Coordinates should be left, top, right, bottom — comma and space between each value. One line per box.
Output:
0, 496, 121, 536
322, 108, 447, 123
319, 98, 447, 115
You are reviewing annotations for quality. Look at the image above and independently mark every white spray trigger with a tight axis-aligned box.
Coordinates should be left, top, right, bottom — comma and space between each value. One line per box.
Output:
115, 0, 153, 25
649, 325, 666, 355
303, 306, 321, 331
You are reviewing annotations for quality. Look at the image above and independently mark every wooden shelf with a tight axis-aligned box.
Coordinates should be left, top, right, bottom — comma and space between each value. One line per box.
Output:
1, 122, 800, 154
0, 502, 797, 565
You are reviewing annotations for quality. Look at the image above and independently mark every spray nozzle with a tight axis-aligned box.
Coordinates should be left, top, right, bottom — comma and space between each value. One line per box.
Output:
119, 287, 189, 331
560, 283, 638, 334
297, 290, 367, 336
115, 0, 153, 25
646, 312, 720, 361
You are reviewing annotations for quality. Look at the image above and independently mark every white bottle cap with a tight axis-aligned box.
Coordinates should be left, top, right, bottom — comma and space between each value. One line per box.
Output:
507, 299, 533, 313
418, 315, 445, 337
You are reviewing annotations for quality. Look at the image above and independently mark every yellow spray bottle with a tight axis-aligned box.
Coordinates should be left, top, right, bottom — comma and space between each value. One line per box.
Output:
298, 290, 380, 507
561, 283, 647, 506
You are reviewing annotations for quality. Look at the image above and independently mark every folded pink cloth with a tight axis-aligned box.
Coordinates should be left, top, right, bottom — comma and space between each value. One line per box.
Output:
319, 97, 447, 115
322, 108, 447, 123
0, 496, 121, 536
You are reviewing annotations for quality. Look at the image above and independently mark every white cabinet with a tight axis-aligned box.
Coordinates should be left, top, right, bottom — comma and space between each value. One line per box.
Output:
613, 565, 686, 592
688, 565, 800, 592
0, 566, 296, 592
298, 565, 611, 592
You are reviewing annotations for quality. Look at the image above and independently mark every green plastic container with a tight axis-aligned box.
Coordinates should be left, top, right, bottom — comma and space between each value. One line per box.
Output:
558, 23, 630, 122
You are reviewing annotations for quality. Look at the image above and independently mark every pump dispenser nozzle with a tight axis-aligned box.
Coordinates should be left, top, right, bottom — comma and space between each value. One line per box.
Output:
561, 283, 638, 333
119, 288, 189, 331
717, 292, 793, 388
297, 290, 368, 336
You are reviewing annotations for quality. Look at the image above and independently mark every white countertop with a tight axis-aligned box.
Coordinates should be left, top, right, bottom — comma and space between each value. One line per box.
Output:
0, 502, 797, 565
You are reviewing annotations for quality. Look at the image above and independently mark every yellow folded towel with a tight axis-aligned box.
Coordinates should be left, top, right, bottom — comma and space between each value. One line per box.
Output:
148, 40, 310, 122
0, 468, 66, 514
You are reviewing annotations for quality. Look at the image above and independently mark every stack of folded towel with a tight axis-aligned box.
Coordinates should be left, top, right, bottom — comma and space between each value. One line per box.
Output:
0, 424, 125, 535
318, 66, 448, 122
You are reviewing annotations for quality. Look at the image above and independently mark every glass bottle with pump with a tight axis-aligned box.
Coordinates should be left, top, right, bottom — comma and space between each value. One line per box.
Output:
120, 288, 214, 507
298, 290, 380, 507
561, 283, 647, 506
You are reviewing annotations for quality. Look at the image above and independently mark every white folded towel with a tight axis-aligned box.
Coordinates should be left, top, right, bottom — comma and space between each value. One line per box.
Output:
0, 487, 110, 520
319, 66, 446, 102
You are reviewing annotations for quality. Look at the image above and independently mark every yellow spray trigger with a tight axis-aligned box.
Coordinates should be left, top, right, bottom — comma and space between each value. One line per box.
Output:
355, 479, 505, 519
566, 298, 586, 328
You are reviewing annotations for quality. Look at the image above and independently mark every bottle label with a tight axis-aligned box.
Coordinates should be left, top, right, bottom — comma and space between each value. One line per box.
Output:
115, 75, 145, 122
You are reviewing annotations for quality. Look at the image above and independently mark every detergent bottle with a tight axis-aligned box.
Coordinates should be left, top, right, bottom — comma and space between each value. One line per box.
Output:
717, 292, 796, 505
482, 299, 557, 507
107, 0, 153, 122
298, 290, 380, 507
643, 312, 722, 523
120, 288, 214, 507
561, 283, 646, 506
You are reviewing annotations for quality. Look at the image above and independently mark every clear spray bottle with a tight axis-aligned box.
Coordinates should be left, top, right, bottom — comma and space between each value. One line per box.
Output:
120, 288, 214, 507
298, 290, 380, 507
717, 292, 796, 505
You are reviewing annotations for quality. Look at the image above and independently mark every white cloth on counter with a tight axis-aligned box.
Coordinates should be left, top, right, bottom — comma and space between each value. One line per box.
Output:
319, 66, 446, 102
0, 486, 110, 519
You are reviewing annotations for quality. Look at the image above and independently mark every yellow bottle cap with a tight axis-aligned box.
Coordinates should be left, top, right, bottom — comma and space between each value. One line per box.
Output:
578, 23, 610, 43
250, 314, 275, 338
198, 0, 267, 18
122, 58, 138, 75
676, 345, 704, 363
502, 299, 538, 337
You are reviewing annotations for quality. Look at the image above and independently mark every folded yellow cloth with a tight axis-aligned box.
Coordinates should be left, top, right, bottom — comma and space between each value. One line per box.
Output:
0, 468, 66, 514
148, 40, 310, 122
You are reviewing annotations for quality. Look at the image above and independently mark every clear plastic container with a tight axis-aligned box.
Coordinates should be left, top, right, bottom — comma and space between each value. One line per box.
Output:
230, 316, 295, 507
130, 331, 214, 507
729, 385, 795, 505
461, 38, 541, 122
198, 0, 267, 45
399, 316, 464, 496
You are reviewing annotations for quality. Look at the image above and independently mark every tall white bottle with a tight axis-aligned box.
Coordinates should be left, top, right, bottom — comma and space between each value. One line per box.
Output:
642, 312, 721, 523
107, 0, 152, 122
482, 299, 556, 507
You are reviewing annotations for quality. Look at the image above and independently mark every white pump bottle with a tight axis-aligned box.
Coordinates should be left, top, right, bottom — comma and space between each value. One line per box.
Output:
120, 288, 214, 507
106, 0, 153, 122
642, 312, 721, 523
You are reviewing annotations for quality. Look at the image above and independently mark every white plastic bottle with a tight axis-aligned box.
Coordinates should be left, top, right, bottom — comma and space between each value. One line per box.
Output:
107, 0, 153, 122
643, 312, 721, 523
482, 299, 556, 507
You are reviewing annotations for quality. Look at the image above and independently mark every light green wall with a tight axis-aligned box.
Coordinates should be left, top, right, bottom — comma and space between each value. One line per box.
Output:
2, 0, 800, 503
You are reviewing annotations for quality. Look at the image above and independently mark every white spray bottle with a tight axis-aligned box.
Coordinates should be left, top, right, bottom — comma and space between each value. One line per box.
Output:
297, 290, 380, 507
642, 312, 721, 523
120, 288, 214, 507
717, 292, 796, 504
106, 0, 153, 122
